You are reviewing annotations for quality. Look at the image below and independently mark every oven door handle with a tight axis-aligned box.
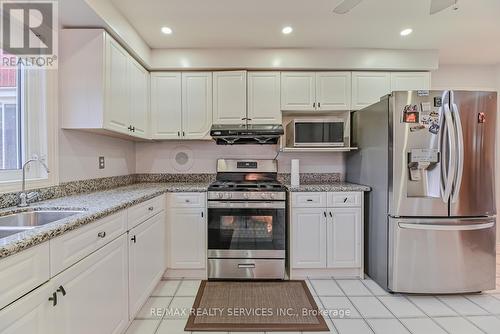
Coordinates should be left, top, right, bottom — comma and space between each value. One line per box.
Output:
208, 201, 286, 209
238, 263, 256, 269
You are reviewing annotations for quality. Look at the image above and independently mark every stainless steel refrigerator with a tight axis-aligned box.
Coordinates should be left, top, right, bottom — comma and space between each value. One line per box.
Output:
347, 90, 497, 294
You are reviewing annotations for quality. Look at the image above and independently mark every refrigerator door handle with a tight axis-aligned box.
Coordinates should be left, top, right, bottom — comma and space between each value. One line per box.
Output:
450, 92, 464, 203
440, 92, 456, 203
398, 222, 494, 231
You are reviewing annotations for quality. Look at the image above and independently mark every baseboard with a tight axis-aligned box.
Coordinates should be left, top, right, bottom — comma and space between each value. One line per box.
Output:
163, 268, 207, 280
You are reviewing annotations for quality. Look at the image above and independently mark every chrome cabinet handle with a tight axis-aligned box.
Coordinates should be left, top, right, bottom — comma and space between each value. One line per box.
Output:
185, 199, 190, 203
97, 231, 106, 238
344, 197, 348, 203
329, 212, 333, 218
306, 199, 313, 202
131, 235, 136, 243
318, 102, 321, 108
323, 211, 327, 217
313, 102, 316, 108
148, 206, 154, 211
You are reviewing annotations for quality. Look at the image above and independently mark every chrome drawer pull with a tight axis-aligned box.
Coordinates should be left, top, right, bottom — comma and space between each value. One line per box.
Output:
97, 231, 106, 238
238, 264, 256, 269
306, 199, 313, 202
148, 206, 154, 211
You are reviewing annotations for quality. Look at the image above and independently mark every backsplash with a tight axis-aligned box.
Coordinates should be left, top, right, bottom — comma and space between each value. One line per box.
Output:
0, 172, 341, 209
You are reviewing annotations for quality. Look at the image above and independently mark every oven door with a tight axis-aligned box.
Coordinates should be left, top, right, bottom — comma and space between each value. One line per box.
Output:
207, 201, 286, 259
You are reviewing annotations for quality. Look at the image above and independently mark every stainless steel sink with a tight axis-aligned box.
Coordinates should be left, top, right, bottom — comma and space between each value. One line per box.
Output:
0, 229, 28, 239
0, 210, 85, 229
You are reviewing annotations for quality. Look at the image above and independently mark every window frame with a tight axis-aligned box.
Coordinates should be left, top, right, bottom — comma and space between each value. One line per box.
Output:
0, 68, 59, 193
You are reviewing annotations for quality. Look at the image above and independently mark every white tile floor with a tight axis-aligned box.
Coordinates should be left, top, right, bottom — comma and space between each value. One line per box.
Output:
125, 247, 500, 334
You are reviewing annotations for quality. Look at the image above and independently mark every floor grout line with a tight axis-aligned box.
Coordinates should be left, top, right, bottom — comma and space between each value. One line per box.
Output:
332, 277, 376, 334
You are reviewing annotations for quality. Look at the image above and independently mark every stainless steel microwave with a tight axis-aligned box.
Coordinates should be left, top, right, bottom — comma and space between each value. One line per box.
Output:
285, 119, 347, 147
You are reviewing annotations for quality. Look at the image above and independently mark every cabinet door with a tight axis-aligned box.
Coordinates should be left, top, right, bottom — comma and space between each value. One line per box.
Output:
351, 72, 391, 110
213, 71, 247, 124
291, 208, 327, 269
129, 212, 166, 320
168, 208, 206, 269
316, 72, 352, 111
0, 282, 54, 334
327, 208, 361, 268
52, 235, 129, 334
247, 72, 282, 124
104, 36, 130, 134
128, 58, 149, 138
182, 72, 213, 139
150, 72, 182, 139
390, 72, 431, 91
281, 72, 316, 111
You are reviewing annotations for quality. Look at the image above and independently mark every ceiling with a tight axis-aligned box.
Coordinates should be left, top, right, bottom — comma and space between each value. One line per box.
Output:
110, 0, 500, 64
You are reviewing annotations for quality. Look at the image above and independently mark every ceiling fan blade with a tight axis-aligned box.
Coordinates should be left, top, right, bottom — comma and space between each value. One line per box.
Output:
333, 0, 364, 14
430, 0, 456, 15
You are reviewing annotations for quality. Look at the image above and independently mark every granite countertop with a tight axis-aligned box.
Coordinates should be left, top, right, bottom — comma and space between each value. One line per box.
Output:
0, 182, 210, 259
285, 182, 371, 192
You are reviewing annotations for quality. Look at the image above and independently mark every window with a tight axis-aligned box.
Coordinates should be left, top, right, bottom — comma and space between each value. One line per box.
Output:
0, 49, 57, 192
0, 68, 22, 171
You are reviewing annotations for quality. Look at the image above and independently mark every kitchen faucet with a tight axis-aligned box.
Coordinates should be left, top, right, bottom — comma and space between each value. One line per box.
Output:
18, 156, 50, 207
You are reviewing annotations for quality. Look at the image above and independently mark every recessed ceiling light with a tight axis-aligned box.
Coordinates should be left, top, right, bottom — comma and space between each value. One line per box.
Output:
161, 26, 173, 35
400, 28, 413, 36
282, 26, 293, 35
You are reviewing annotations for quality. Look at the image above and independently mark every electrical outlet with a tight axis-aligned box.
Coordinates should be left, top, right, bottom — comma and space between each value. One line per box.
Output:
98, 156, 105, 169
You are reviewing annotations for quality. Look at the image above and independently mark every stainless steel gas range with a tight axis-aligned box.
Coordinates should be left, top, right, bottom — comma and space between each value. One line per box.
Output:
207, 159, 286, 280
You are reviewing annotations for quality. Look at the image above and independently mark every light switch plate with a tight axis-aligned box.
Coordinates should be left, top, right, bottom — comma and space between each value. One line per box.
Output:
98, 156, 105, 169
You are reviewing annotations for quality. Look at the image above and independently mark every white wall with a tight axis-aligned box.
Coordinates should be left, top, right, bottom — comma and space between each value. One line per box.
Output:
431, 64, 498, 91
58, 130, 136, 183
135, 141, 344, 176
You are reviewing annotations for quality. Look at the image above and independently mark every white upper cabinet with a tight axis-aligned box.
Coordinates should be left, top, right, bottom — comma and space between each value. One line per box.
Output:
316, 72, 352, 111
61, 29, 149, 139
247, 72, 282, 124
150, 72, 183, 140
390, 72, 431, 91
281, 72, 352, 111
213, 71, 247, 124
150, 72, 212, 140
182, 72, 213, 139
351, 72, 391, 110
281, 72, 316, 111
104, 36, 130, 134
128, 57, 149, 138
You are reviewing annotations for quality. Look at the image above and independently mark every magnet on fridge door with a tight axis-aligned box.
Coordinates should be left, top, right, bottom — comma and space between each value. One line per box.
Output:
429, 122, 440, 135
410, 124, 425, 132
403, 105, 419, 123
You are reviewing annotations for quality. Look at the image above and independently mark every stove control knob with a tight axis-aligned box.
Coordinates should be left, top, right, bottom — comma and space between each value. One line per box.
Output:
261, 193, 268, 200
243, 193, 250, 200
217, 193, 224, 199
225, 193, 233, 199
269, 193, 275, 199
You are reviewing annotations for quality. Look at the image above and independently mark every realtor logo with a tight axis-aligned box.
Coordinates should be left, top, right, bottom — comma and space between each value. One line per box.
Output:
0, 0, 58, 68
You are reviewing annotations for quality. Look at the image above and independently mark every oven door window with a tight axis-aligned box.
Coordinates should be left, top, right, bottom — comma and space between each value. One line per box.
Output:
208, 208, 285, 250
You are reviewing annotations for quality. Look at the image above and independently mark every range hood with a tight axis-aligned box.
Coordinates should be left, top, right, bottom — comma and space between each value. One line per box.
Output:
210, 124, 284, 145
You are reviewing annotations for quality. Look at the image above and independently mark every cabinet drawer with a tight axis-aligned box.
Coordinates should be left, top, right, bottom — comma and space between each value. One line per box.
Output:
291, 192, 327, 208
0, 243, 50, 310
50, 211, 127, 276
327, 192, 362, 207
166, 192, 206, 208
128, 195, 165, 230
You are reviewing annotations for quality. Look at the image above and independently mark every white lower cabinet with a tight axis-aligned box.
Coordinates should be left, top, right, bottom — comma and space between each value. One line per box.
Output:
128, 212, 166, 320
51, 234, 129, 334
167, 208, 206, 269
291, 208, 327, 268
327, 208, 361, 268
0, 282, 54, 334
291, 192, 363, 276
166, 193, 206, 270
